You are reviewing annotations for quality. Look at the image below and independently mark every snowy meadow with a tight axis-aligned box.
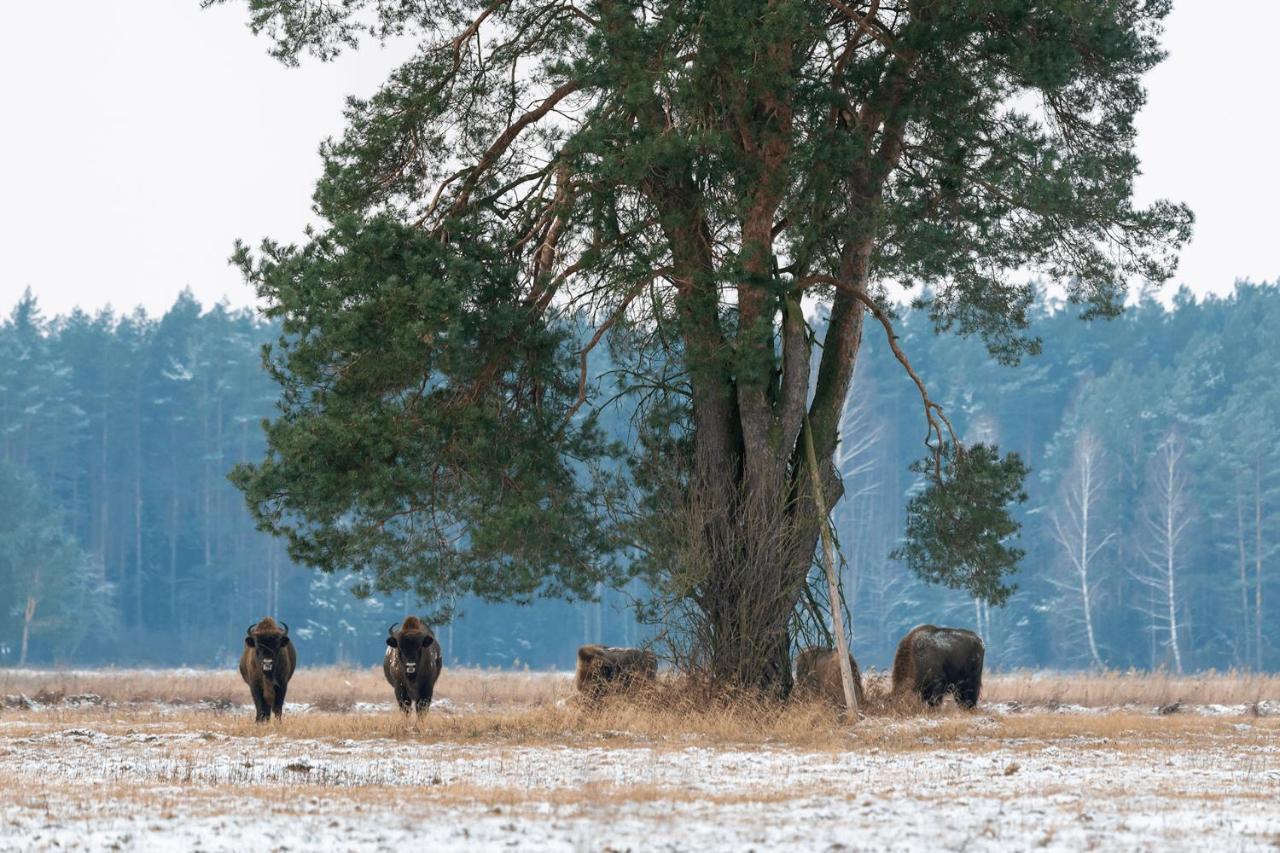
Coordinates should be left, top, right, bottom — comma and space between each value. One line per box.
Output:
1, 668, 1278, 851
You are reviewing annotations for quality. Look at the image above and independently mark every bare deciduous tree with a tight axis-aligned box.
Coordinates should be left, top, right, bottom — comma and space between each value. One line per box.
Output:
1131, 433, 1193, 674
1048, 430, 1114, 669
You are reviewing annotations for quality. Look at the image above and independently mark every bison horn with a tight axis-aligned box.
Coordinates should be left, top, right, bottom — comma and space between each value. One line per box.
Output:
388, 622, 400, 637
280, 621, 289, 637
246, 624, 256, 636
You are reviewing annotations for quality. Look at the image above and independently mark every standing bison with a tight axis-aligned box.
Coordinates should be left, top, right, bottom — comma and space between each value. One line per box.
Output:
575, 645, 657, 703
384, 617, 443, 713
892, 624, 985, 709
239, 617, 296, 722
794, 646, 865, 711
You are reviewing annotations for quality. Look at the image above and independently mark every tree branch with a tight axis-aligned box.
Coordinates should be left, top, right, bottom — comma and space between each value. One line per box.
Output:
446, 79, 584, 218
799, 275, 959, 477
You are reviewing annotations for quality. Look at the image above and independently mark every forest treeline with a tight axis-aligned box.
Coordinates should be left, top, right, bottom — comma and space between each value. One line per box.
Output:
0, 283, 1276, 671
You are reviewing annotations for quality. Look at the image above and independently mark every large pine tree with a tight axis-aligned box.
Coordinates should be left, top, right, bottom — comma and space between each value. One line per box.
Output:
217, 0, 1190, 692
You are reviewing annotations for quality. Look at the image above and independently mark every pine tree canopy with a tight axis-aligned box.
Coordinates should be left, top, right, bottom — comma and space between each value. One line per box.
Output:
216, 0, 1190, 639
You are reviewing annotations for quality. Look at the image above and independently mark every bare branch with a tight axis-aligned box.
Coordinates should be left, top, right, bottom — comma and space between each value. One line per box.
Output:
446, 79, 584, 219
798, 275, 958, 476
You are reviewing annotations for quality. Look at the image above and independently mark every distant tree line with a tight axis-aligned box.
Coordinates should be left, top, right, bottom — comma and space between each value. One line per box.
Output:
829, 283, 1280, 673
0, 289, 642, 668
0, 283, 1276, 671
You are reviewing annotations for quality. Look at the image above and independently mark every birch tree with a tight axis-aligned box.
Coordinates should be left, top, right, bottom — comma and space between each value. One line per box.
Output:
1048, 430, 1113, 669
1132, 433, 1193, 673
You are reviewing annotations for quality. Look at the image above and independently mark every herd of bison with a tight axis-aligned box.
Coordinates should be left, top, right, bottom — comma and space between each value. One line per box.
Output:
240, 616, 985, 722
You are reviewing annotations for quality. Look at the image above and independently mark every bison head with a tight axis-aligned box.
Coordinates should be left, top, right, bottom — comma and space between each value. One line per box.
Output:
245, 622, 290, 673
387, 622, 434, 679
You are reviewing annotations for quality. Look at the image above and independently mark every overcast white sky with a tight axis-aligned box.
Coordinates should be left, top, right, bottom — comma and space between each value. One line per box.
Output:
0, 1, 1276, 319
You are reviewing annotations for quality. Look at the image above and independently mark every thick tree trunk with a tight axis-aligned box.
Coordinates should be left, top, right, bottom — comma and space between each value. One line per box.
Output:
630, 1, 887, 691
693, 411, 851, 696
686, 271, 866, 696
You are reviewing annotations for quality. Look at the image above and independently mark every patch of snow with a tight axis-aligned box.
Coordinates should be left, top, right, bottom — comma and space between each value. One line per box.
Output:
0, 726, 1278, 851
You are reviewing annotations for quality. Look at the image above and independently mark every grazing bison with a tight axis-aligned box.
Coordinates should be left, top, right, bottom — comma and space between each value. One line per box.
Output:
575, 645, 657, 702
892, 624, 985, 709
384, 617, 443, 713
239, 617, 296, 722
794, 646, 865, 711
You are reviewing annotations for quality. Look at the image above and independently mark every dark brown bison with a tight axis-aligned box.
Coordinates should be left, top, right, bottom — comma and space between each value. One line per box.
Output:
892, 624, 985, 709
239, 617, 296, 722
384, 616, 443, 713
575, 645, 657, 702
793, 646, 865, 711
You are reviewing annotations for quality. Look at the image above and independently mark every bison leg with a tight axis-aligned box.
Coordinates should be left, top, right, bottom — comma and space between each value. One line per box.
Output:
955, 677, 981, 710
415, 679, 434, 714
394, 684, 413, 713
272, 683, 288, 720
249, 683, 270, 723
920, 679, 946, 708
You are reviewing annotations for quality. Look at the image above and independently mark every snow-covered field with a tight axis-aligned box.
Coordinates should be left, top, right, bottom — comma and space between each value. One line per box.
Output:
1, 672, 1279, 851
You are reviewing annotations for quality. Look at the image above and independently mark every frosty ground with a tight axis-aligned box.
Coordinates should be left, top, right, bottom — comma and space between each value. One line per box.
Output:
1, 669, 1278, 851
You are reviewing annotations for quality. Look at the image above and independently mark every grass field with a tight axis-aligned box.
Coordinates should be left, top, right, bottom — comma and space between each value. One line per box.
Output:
2, 667, 1279, 851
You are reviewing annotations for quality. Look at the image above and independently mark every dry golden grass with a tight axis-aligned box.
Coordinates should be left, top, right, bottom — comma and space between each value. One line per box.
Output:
979, 668, 1280, 707
3, 667, 1277, 753
6, 665, 1278, 711
0, 665, 569, 709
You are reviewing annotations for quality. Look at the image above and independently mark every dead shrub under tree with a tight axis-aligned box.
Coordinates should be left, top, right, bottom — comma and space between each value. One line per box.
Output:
633, 474, 848, 700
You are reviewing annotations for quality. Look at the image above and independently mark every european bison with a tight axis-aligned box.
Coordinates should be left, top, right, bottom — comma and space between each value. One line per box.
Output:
575, 644, 657, 702
793, 646, 865, 711
239, 617, 296, 722
384, 616, 443, 713
892, 624, 984, 709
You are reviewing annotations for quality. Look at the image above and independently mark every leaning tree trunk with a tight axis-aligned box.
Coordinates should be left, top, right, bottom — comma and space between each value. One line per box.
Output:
806, 415, 859, 716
